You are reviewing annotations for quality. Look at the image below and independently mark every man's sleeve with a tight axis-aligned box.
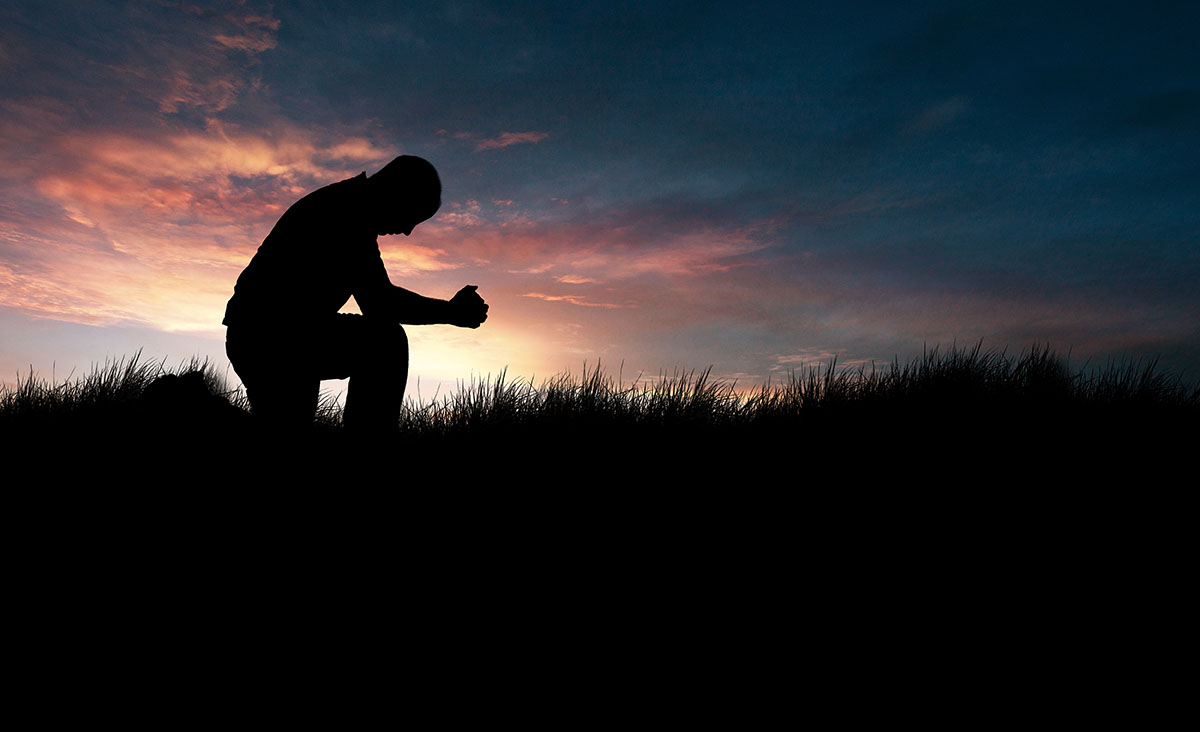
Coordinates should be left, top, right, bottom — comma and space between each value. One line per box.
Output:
349, 239, 397, 320
348, 236, 450, 324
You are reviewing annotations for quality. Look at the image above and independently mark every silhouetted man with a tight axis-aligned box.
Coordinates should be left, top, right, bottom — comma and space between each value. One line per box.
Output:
224, 155, 488, 432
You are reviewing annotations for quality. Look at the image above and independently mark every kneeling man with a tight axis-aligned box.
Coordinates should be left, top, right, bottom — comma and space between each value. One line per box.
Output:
224, 155, 488, 432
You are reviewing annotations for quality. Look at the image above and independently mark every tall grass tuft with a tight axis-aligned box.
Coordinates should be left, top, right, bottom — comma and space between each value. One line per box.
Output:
394, 363, 754, 440
386, 342, 1197, 479
1, 350, 238, 431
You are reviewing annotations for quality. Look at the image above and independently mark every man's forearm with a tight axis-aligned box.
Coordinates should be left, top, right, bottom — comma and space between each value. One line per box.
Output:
356, 282, 486, 328
383, 286, 450, 325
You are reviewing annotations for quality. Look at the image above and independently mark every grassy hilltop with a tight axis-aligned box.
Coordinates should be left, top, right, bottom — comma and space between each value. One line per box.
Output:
7, 344, 1189, 658
4, 342, 1196, 484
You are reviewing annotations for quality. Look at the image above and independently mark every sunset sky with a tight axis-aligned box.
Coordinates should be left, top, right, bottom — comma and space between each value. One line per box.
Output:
2, 1, 1198, 401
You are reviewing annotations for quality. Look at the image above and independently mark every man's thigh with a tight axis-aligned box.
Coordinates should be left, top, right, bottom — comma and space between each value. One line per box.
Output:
308, 315, 407, 380
227, 316, 406, 382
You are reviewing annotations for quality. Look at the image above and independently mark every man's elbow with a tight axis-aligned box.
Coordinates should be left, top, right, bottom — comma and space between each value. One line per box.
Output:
355, 292, 395, 321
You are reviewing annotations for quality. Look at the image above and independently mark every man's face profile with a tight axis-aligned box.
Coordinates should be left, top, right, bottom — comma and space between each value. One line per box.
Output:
377, 214, 418, 237
369, 180, 439, 238
365, 154, 442, 238
376, 204, 436, 237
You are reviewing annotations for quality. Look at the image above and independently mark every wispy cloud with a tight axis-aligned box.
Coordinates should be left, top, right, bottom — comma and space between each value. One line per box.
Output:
381, 246, 461, 275
771, 349, 877, 371
33, 123, 397, 229
2, 107, 397, 332
521, 292, 628, 309
507, 264, 554, 275
213, 14, 281, 53
415, 196, 783, 281
474, 131, 549, 152
554, 274, 597, 284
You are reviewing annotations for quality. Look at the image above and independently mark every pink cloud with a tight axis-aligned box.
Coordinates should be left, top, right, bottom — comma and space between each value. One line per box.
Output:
412, 208, 779, 283
507, 264, 554, 275
3, 117, 400, 333
771, 349, 878, 372
35, 124, 397, 226
381, 246, 461, 275
212, 36, 271, 52
474, 131, 550, 152
521, 292, 629, 309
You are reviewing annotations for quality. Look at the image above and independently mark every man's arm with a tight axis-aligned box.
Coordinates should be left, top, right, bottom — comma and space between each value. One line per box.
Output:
354, 251, 487, 327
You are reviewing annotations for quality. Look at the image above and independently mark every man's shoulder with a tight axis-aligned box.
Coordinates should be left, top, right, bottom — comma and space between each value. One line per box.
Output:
323, 171, 368, 193
268, 172, 369, 235
291, 172, 367, 209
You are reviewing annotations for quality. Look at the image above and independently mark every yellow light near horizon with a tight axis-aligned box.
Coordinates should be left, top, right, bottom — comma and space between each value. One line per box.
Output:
406, 321, 550, 384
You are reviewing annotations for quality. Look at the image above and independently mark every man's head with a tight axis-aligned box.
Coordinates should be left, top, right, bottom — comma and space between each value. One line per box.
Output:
368, 155, 442, 236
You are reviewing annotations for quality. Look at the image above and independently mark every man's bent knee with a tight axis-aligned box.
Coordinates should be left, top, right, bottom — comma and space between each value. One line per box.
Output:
364, 320, 408, 361
388, 322, 409, 355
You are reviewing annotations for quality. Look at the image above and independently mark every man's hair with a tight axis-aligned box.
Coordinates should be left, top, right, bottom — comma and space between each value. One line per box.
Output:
371, 155, 442, 218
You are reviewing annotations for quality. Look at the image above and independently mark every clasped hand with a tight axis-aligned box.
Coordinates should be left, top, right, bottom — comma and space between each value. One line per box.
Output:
448, 285, 489, 328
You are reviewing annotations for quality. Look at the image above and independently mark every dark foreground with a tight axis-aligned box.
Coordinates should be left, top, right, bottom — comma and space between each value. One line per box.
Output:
4, 347, 1191, 716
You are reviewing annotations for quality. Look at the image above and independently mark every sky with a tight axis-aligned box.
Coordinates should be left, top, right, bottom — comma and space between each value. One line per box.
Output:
2, 0, 1198, 402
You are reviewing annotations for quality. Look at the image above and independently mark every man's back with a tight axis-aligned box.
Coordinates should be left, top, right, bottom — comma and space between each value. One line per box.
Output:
223, 173, 379, 326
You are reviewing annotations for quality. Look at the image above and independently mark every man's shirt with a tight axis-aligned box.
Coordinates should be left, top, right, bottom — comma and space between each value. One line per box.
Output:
223, 173, 387, 327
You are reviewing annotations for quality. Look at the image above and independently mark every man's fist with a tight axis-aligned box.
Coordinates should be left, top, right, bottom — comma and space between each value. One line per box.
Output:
448, 285, 489, 328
